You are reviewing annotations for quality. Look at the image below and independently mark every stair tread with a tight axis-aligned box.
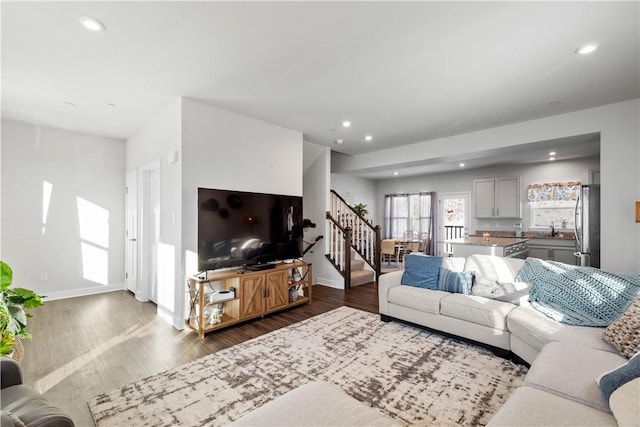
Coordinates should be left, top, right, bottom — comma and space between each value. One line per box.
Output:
351, 269, 374, 277
350, 269, 375, 287
350, 260, 366, 270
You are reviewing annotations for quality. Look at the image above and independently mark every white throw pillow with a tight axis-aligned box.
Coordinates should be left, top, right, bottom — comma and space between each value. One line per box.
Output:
609, 377, 639, 427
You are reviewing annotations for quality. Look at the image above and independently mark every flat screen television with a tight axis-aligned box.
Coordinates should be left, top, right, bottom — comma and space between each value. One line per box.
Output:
198, 188, 303, 271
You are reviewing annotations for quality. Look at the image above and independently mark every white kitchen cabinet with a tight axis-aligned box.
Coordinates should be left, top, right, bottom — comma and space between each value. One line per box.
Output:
473, 177, 521, 219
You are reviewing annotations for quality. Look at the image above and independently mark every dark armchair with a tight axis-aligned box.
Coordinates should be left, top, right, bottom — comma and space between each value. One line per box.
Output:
1, 357, 74, 427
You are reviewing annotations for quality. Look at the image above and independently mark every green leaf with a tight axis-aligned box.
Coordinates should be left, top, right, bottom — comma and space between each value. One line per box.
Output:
0, 261, 43, 346
6, 301, 27, 335
10, 288, 44, 308
0, 261, 12, 290
1, 324, 15, 356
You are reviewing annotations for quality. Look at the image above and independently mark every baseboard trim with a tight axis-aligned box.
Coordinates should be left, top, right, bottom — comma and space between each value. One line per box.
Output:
315, 278, 344, 289
42, 283, 126, 301
157, 305, 185, 330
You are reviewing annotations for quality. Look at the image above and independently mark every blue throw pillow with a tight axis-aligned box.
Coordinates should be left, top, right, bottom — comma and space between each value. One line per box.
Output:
438, 268, 474, 294
598, 352, 640, 402
401, 254, 442, 290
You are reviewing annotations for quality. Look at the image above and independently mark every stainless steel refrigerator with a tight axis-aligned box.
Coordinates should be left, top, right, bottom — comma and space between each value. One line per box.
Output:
574, 184, 600, 268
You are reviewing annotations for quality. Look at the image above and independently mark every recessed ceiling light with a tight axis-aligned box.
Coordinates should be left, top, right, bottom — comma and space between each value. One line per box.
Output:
549, 151, 556, 156
393, 171, 399, 176
549, 157, 556, 161
342, 121, 351, 128
107, 103, 117, 108
364, 135, 373, 142
549, 101, 561, 107
459, 163, 465, 167
78, 15, 105, 32
576, 43, 599, 55
335, 139, 344, 144
62, 101, 77, 108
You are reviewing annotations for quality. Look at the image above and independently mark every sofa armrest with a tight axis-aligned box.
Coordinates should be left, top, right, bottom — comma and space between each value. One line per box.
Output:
1, 357, 24, 389
378, 270, 404, 315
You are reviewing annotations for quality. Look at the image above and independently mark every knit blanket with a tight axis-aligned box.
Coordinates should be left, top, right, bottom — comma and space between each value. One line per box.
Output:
516, 258, 640, 327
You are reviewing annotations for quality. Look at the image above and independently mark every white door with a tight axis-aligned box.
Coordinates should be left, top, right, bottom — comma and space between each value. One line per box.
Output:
437, 192, 470, 256
125, 170, 138, 293
147, 167, 161, 303
140, 162, 161, 303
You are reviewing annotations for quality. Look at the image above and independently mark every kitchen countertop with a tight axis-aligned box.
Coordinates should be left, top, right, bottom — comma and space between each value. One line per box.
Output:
475, 230, 576, 240
444, 236, 530, 247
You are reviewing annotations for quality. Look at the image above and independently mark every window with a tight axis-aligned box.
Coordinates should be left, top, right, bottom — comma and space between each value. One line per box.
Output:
530, 201, 575, 229
387, 194, 408, 237
384, 192, 434, 239
527, 181, 579, 229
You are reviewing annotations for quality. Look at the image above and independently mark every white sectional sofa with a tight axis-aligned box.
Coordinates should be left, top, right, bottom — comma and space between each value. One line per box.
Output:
379, 254, 638, 426
379, 254, 618, 364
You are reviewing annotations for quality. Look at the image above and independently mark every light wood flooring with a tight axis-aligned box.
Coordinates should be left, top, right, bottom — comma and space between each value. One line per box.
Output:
20, 283, 379, 427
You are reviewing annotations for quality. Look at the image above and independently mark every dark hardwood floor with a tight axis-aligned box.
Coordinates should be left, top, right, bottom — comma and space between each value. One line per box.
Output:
20, 283, 379, 427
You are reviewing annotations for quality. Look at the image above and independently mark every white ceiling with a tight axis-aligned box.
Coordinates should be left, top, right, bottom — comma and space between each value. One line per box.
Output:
2, 2, 638, 175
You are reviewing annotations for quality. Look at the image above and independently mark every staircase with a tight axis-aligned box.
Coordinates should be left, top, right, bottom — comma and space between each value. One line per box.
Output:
326, 190, 381, 289
350, 251, 376, 287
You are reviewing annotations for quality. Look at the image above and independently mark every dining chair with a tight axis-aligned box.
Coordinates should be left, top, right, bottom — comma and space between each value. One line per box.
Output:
418, 232, 429, 252
396, 239, 420, 266
403, 230, 418, 240
380, 239, 397, 265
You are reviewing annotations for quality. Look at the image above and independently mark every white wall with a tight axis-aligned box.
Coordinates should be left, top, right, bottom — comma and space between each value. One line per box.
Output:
331, 173, 377, 222
125, 97, 303, 329
376, 156, 600, 233
126, 100, 182, 326
303, 142, 343, 288
180, 97, 303, 320
1, 120, 126, 299
336, 100, 640, 274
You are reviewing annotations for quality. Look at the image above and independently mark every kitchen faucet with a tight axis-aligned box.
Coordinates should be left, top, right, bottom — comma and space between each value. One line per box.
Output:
550, 221, 556, 237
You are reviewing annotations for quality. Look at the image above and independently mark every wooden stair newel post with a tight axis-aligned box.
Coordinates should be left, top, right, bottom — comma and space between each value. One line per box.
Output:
345, 226, 352, 289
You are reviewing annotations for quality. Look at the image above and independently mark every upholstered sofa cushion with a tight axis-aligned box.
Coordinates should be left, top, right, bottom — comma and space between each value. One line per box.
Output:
231, 381, 399, 426
507, 302, 617, 356
1, 411, 27, 427
609, 378, 640, 427
524, 342, 626, 412
487, 386, 616, 427
1, 384, 74, 427
441, 257, 466, 272
1, 357, 75, 427
440, 294, 515, 331
464, 255, 525, 288
388, 286, 447, 314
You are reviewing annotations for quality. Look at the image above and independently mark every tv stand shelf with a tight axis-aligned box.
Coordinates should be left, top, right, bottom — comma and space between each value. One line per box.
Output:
186, 261, 312, 340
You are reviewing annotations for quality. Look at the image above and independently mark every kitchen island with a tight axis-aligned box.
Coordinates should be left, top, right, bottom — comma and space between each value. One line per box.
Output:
444, 236, 530, 258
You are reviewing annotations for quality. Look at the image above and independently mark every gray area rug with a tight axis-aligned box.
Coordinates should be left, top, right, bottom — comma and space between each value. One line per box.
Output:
88, 306, 527, 426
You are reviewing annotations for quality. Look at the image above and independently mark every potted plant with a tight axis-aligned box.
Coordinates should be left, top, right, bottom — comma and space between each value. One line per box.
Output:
353, 203, 369, 219
1, 261, 44, 356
